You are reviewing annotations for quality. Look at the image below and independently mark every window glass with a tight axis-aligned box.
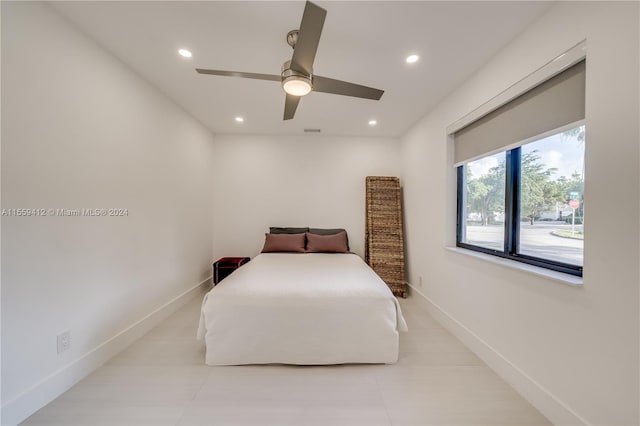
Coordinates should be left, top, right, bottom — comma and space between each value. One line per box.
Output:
461, 152, 506, 251
456, 124, 585, 275
519, 126, 585, 266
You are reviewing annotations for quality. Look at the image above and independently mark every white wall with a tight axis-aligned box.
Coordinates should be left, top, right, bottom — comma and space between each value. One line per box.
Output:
1, 2, 215, 423
212, 134, 400, 259
400, 2, 639, 425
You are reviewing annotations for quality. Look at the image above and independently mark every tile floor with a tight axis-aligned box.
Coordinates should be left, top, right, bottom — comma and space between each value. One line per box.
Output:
22, 294, 550, 425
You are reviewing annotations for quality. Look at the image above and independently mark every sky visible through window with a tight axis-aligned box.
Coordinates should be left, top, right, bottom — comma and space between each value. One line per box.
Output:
468, 128, 584, 182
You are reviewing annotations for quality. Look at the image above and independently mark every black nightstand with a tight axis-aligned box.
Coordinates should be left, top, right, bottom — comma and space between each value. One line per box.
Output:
213, 257, 250, 285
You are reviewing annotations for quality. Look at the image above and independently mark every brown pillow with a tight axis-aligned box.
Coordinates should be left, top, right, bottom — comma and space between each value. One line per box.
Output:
305, 231, 348, 253
309, 228, 350, 251
261, 233, 306, 253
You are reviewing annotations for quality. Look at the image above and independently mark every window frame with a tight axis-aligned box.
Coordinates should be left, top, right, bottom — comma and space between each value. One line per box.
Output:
456, 145, 584, 277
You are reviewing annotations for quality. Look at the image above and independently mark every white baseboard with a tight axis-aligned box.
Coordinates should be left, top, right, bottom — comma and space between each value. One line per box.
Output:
407, 283, 589, 426
1, 277, 212, 426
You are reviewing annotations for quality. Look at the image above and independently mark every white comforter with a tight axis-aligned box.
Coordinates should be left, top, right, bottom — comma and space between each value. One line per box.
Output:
197, 253, 407, 365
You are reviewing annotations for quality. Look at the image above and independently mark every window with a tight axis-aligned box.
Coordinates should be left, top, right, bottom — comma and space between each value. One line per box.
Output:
519, 128, 584, 267
459, 152, 506, 251
457, 126, 584, 275
454, 57, 586, 276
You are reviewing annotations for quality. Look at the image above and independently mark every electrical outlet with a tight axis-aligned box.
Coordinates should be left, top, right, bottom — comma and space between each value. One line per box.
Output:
57, 331, 70, 354
419, 276, 423, 288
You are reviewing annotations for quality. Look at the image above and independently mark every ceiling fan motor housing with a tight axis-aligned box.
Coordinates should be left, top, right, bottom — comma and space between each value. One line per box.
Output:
281, 60, 311, 80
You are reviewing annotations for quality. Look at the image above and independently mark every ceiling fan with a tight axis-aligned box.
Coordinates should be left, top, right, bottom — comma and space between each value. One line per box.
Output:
196, 1, 384, 120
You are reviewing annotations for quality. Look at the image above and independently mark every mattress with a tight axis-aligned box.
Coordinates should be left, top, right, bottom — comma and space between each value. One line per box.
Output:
197, 253, 407, 365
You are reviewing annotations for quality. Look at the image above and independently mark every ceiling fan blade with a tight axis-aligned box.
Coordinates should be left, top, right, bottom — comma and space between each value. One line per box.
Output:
283, 94, 301, 120
290, 1, 326, 75
196, 69, 280, 82
313, 75, 384, 100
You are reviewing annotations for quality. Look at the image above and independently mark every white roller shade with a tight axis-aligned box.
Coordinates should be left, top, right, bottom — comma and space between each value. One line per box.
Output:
454, 60, 585, 165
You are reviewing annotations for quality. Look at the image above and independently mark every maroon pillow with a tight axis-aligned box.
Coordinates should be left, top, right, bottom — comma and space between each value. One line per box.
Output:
305, 231, 348, 253
261, 233, 306, 253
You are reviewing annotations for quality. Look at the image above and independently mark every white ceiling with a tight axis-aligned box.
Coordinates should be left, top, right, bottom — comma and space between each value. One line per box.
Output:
50, 1, 553, 137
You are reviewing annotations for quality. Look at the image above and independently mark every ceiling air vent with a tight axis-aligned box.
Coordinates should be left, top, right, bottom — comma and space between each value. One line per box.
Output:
304, 128, 321, 133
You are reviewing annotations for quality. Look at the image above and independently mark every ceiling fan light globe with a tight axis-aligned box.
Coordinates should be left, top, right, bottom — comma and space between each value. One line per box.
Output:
283, 76, 312, 96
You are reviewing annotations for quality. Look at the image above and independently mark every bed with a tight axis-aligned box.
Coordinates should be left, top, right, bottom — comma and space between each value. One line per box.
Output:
197, 252, 407, 366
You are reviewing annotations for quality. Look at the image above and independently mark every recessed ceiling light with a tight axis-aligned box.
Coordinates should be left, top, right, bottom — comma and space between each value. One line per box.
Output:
178, 49, 192, 58
235, 117, 244, 123
406, 54, 419, 64
369, 120, 377, 126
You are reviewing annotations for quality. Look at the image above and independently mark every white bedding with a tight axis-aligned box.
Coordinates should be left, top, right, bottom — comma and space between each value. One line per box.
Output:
197, 253, 407, 365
